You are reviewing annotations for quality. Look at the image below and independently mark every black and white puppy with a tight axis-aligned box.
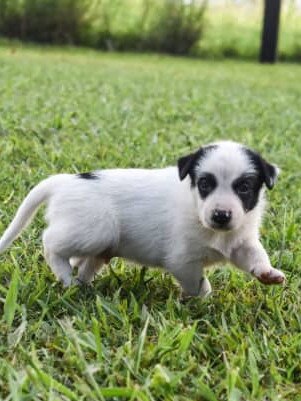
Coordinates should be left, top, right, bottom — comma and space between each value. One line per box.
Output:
0, 141, 285, 296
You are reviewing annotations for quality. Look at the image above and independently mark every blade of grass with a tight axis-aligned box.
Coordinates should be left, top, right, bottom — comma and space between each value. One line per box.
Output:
4, 269, 19, 327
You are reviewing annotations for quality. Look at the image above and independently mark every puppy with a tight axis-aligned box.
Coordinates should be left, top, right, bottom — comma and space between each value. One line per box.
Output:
0, 141, 285, 296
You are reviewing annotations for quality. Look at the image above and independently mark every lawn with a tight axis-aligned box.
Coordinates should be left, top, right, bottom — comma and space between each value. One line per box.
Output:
0, 45, 300, 401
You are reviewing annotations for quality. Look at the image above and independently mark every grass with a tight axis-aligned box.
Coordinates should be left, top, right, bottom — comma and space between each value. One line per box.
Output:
0, 44, 300, 401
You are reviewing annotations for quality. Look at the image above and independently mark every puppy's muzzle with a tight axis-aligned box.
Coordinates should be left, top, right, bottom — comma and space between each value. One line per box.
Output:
211, 209, 232, 229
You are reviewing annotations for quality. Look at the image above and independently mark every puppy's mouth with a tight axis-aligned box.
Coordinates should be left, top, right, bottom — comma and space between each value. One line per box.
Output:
201, 218, 235, 233
209, 222, 233, 232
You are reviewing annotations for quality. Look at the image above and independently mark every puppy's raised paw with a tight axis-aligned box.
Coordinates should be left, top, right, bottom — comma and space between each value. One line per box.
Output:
254, 268, 285, 285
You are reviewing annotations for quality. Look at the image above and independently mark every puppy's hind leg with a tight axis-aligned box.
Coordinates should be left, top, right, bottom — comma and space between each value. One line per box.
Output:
43, 230, 73, 287
47, 252, 73, 287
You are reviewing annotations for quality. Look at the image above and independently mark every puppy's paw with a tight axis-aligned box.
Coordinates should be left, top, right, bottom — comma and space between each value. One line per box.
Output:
199, 276, 212, 298
253, 267, 285, 285
181, 277, 212, 300
72, 277, 84, 286
72, 277, 92, 286
59, 276, 73, 288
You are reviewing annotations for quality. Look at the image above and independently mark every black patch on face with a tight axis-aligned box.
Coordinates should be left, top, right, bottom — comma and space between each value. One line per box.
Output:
197, 173, 217, 199
232, 174, 262, 212
177, 145, 217, 186
77, 172, 99, 180
244, 148, 278, 190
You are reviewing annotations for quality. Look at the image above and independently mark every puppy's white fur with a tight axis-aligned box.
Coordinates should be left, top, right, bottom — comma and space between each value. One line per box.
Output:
0, 141, 285, 295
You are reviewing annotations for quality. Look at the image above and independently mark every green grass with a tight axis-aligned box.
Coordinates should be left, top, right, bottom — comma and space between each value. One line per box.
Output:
0, 44, 300, 401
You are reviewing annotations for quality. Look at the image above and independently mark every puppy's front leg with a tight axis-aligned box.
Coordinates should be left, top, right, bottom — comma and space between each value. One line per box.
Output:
230, 240, 285, 285
171, 262, 211, 297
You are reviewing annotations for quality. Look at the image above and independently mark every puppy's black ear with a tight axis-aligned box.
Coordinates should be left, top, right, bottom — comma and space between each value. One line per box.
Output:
178, 146, 216, 183
245, 148, 279, 190
177, 152, 198, 181
261, 160, 280, 190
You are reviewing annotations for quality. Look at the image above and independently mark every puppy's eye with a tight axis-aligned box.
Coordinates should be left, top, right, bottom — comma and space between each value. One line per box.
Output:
236, 181, 251, 194
197, 174, 217, 198
198, 177, 210, 191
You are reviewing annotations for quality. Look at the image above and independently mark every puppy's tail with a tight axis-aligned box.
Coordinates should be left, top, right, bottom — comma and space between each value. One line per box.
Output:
0, 175, 70, 253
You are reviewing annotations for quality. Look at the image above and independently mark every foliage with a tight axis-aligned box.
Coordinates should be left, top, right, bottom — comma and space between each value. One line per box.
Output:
0, 0, 92, 44
0, 0, 207, 54
143, 0, 207, 55
0, 45, 301, 400
1, 0, 301, 60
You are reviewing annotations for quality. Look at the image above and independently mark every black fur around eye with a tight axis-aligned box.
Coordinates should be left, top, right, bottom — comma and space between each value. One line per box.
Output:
232, 174, 262, 212
197, 173, 217, 199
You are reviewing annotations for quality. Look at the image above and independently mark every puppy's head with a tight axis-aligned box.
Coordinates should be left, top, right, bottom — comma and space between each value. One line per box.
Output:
178, 141, 279, 232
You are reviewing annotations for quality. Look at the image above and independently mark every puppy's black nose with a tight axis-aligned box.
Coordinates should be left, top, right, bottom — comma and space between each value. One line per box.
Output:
211, 209, 232, 226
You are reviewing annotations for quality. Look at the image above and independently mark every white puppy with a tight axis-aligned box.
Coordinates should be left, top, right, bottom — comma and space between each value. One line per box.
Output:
0, 141, 285, 296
